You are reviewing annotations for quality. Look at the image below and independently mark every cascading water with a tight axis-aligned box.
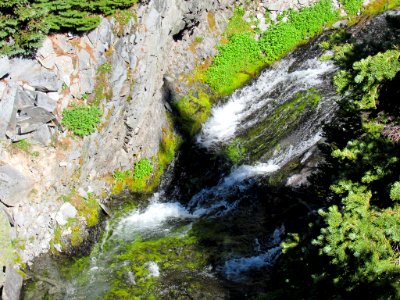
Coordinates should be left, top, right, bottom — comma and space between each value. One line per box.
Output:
23, 40, 340, 299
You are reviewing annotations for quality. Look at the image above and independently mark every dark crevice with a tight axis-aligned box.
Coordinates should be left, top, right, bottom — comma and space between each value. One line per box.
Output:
172, 20, 200, 41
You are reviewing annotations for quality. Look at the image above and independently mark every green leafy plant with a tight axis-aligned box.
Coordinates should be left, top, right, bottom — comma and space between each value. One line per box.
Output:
340, 0, 364, 15
133, 158, 153, 180
62, 105, 102, 136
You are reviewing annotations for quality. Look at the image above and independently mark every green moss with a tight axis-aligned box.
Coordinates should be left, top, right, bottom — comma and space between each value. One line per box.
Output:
11, 139, 31, 153
227, 89, 321, 162
340, 0, 364, 15
224, 139, 247, 164
113, 9, 135, 37
223, 7, 255, 38
175, 90, 212, 136
97, 62, 112, 74
101, 230, 208, 299
92, 62, 113, 106
205, 32, 264, 96
112, 124, 180, 194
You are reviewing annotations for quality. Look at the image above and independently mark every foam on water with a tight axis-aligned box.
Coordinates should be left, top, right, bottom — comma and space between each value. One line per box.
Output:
188, 163, 279, 216
146, 262, 160, 277
222, 226, 285, 282
112, 193, 192, 239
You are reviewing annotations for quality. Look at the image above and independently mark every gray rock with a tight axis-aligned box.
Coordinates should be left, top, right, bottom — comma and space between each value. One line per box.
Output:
31, 124, 52, 145
15, 88, 35, 109
332, 19, 348, 29
0, 56, 10, 79
78, 49, 91, 71
2, 266, 23, 300
53, 36, 74, 54
36, 38, 56, 69
77, 48, 95, 93
79, 69, 95, 95
55, 55, 74, 87
0, 85, 17, 139
0, 165, 32, 207
36, 92, 57, 112
17, 106, 55, 135
55, 203, 77, 226
20, 66, 61, 92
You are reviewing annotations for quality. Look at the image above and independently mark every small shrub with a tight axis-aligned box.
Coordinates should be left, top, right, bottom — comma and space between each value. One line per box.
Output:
133, 158, 153, 180
340, 0, 364, 15
390, 182, 400, 201
62, 105, 102, 136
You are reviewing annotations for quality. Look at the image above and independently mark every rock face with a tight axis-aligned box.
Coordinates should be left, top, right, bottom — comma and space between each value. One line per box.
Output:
0, 165, 32, 207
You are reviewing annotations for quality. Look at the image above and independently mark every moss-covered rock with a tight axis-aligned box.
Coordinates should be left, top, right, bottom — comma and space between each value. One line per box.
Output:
224, 88, 321, 163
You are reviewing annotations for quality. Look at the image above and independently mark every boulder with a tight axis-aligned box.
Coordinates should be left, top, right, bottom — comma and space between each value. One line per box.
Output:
55, 55, 74, 87
32, 124, 52, 146
17, 106, 55, 135
53, 36, 74, 54
0, 165, 32, 207
36, 92, 57, 112
18, 65, 61, 92
36, 38, 56, 69
15, 88, 35, 109
55, 203, 77, 226
0, 85, 17, 139
2, 266, 23, 300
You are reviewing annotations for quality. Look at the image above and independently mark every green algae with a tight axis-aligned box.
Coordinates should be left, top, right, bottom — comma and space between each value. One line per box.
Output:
101, 230, 209, 299
224, 89, 321, 163
174, 90, 212, 137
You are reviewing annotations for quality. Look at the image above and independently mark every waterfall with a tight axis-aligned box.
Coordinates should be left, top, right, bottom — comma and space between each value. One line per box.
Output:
24, 39, 340, 299
197, 56, 336, 150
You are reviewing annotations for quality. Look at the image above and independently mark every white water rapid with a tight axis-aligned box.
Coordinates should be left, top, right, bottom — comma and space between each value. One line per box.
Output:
197, 56, 336, 150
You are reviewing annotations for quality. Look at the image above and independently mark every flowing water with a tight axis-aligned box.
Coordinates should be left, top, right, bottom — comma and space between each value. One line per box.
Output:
23, 41, 339, 299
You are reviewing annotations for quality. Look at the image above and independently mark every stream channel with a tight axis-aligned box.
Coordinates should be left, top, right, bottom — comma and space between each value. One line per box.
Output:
22, 37, 339, 299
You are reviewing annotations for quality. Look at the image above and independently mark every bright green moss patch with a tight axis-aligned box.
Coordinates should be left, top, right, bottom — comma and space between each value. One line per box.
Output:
205, 32, 265, 95
175, 90, 212, 136
340, 0, 364, 15
223, 7, 255, 39
133, 158, 153, 180
62, 105, 102, 136
259, 0, 338, 63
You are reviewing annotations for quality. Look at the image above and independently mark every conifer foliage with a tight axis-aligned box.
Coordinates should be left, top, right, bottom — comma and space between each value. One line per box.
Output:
0, 0, 137, 56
